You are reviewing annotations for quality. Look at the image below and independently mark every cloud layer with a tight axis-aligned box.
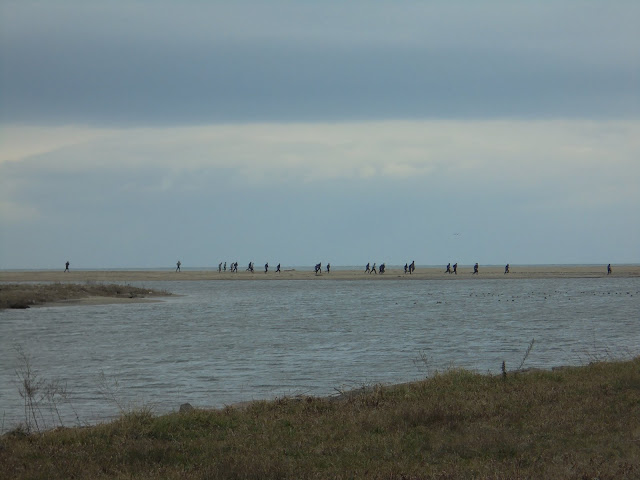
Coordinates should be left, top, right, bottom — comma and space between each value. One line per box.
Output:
2, 1, 638, 125
1, 120, 638, 268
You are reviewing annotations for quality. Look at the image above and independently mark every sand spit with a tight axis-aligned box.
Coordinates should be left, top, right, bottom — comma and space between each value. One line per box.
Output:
0, 283, 170, 310
1, 265, 638, 283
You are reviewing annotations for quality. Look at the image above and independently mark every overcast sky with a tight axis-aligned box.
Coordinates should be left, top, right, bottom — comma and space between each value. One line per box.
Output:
1, 0, 639, 269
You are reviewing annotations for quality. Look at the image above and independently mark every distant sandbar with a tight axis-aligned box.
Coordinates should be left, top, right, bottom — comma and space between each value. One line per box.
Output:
1, 265, 638, 283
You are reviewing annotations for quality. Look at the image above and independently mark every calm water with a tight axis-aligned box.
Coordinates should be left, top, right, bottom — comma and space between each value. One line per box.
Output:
1, 277, 639, 432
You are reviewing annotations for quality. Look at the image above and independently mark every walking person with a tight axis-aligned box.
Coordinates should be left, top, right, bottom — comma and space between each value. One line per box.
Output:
445, 263, 451, 274
218, 262, 222, 273
64, 261, 70, 272
223, 262, 227, 272
504, 264, 510, 274
365, 263, 370, 273
453, 263, 457, 275
326, 263, 331, 273
404, 263, 408, 274
473, 263, 479, 275
607, 264, 612, 275
409, 260, 415, 274
276, 263, 281, 273
370, 263, 377, 274
264, 262, 269, 273
176, 260, 181, 272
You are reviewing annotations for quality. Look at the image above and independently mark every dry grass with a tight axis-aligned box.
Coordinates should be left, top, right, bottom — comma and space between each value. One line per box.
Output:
0, 283, 170, 309
2, 358, 639, 479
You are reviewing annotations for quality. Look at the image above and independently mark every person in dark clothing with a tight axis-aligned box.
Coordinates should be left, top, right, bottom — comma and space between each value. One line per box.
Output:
176, 260, 181, 272
453, 263, 457, 274
607, 264, 612, 275
276, 263, 281, 273
326, 263, 331, 273
409, 261, 415, 274
379, 263, 386, 274
365, 263, 370, 273
445, 263, 451, 274
504, 264, 510, 274
370, 263, 377, 274
473, 263, 479, 274
404, 263, 408, 274
64, 261, 70, 272
264, 262, 269, 273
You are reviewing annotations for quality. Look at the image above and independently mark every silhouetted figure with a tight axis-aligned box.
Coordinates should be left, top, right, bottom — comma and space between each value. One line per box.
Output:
404, 263, 408, 274
326, 263, 331, 273
276, 263, 281, 273
176, 260, 181, 272
473, 263, 479, 275
410, 261, 415, 274
64, 261, 70, 272
233, 262, 238, 273
504, 264, 510, 274
246, 262, 254, 272
365, 263, 370, 273
453, 263, 457, 275
380, 263, 386, 274
607, 264, 612, 275
370, 263, 377, 274
223, 262, 227, 272
264, 262, 269, 273
218, 262, 222, 273
315, 263, 322, 275
445, 263, 451, 274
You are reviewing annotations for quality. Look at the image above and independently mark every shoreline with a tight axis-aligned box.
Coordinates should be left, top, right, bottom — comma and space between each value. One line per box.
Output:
1, 265, 639, 282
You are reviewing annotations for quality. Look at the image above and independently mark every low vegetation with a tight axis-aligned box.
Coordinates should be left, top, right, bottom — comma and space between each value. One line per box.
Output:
2, 358, 639, 479
0, 283, 170, 309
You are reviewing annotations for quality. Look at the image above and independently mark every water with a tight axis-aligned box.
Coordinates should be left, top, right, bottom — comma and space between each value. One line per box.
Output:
1, 277, 639, 432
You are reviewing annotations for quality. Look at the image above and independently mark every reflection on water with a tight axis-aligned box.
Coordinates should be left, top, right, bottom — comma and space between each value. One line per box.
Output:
1, 277, 639, 432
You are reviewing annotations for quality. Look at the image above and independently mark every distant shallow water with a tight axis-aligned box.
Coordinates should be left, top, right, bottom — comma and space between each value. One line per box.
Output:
1, 277, 639, 433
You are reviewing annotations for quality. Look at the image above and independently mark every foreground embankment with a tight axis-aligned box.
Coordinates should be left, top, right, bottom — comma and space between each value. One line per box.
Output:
0, 283, 171, 309
2, 264, 639, 283
1, 358, 639, 479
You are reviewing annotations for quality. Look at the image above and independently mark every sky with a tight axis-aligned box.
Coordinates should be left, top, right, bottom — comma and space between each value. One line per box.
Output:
1, 0, 639, 269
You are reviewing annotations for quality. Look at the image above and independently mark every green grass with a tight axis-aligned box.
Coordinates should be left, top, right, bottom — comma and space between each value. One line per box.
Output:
2, 358, 639, 479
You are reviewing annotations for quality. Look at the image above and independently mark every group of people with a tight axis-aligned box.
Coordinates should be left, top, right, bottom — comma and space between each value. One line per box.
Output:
364, 262, 386, 274
314, 263, 333, 274
403, 261, 416, 274
211, 261, 282, 274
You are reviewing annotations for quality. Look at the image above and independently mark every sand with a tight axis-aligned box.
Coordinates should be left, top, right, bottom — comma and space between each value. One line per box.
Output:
1, 265, 638, 283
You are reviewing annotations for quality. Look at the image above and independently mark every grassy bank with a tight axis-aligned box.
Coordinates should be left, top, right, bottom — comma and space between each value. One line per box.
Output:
2, 358, 639, 479
0, 283, 170, 309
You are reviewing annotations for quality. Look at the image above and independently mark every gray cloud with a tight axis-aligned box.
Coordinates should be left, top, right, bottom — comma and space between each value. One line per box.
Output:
2, 1, 638, 126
